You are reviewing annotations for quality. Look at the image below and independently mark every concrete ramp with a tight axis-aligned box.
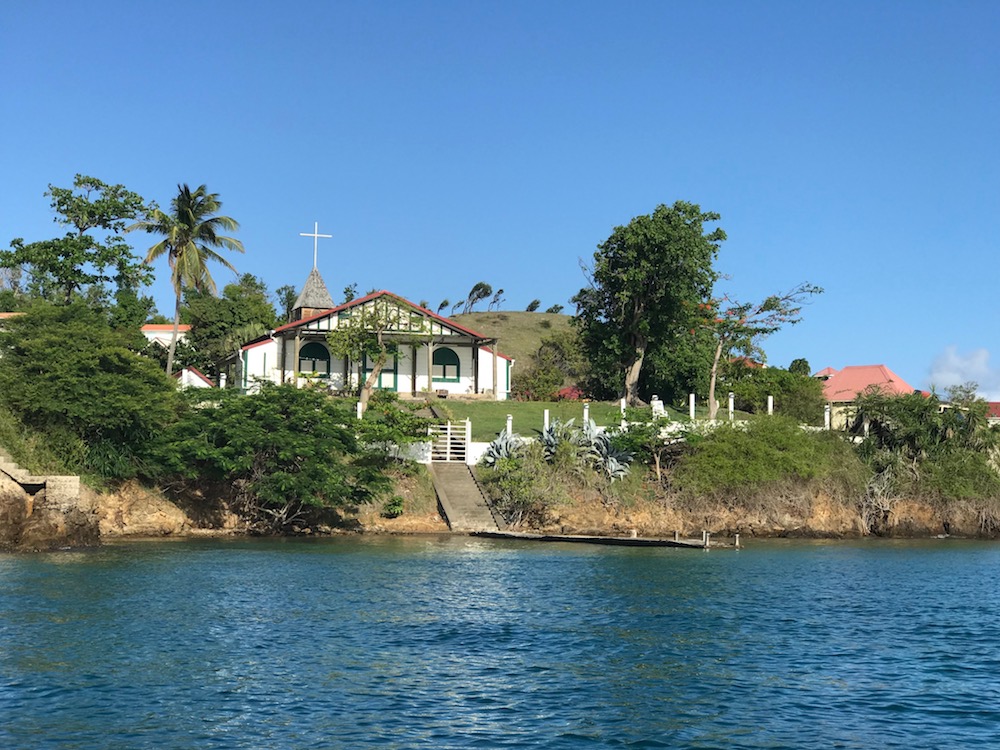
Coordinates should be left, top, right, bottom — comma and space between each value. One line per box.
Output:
428, 463, 500, 532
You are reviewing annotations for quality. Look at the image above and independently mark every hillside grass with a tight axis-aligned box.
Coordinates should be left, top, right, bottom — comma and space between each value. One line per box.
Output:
452, 311, 573, 366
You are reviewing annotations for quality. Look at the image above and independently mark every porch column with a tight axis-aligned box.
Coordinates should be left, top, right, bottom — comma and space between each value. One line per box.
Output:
473, 344, 480, 395
411, 344, 418, 396
426, 340, 434, 393
293, 333, 301, 387
492, 340, 498, 401
280, 336, 286, 384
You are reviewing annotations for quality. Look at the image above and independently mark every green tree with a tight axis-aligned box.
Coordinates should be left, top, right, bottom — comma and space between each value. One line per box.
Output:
462, 281, 492, 313
1, 175, 151, 305
129, 184, 244, 374
275, 284, 298, 324
700, 283, 822, 419
574, 201, 724, 405
327, 296, 429, 413
727, 365, 825, 424
0, 301, 177, 478
155, 385, 365, 532
526, 299, 541, 312
545, 304, 564, 314
183, 274, 277, 375
789, 358, 811, 377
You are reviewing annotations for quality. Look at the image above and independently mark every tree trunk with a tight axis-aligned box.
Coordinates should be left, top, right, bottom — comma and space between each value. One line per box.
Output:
707, 338, 724, 420
623, 347, 646, 406
166, 294, 181, 376
358, 351, 387, 415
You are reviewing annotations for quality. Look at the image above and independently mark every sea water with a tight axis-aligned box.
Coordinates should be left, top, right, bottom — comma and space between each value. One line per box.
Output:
1, 536, 999, 749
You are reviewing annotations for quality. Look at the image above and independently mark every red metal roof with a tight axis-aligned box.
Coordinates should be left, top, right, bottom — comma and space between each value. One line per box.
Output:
822, 364, 916, 402
987, 403, 1000, 419
813, 366, 838, 378
142, 324, 192, 332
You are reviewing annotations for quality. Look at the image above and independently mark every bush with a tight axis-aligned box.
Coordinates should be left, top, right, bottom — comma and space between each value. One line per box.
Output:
672, 417, 866, 499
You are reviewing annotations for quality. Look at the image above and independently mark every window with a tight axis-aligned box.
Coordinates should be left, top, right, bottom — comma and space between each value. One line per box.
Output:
432, 347, 460, 382
298, 342, 330, 378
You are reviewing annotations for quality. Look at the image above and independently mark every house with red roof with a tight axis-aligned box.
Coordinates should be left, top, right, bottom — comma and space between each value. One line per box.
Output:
141, 323, 191, 348
225, 267, 513, 399
815, 364, 917, 428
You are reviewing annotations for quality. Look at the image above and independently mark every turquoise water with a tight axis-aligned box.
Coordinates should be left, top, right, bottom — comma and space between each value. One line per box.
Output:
2, 536, 999, 749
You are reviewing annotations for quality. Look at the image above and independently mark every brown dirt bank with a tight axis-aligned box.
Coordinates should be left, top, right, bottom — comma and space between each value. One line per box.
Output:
87, 482, 1000, 542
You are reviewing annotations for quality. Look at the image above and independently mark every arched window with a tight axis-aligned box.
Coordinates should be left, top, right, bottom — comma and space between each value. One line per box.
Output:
298, 342, 330, 378
433, 347, 460, 382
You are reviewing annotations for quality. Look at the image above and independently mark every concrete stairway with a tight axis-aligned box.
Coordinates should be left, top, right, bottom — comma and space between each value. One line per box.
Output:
428, 463, 501, 532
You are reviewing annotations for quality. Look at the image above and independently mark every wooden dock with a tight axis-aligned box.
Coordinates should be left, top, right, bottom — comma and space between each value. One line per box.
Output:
471, 530, 737, 549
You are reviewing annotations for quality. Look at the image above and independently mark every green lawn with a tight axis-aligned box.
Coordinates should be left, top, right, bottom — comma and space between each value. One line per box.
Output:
430, 399, 696, 441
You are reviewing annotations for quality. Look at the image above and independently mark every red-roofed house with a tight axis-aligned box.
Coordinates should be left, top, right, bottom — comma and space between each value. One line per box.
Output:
224, 268, 513, 399
173, 366, 214, 389
987, 403, 1000, 426
141, 323, 192, 348
818, 364, 917, 428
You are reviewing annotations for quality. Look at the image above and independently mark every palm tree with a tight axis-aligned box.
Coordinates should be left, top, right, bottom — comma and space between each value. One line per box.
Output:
130, 184, 244, 374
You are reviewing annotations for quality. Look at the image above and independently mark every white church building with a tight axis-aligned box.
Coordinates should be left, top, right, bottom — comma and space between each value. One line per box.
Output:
227, 264, 512, 400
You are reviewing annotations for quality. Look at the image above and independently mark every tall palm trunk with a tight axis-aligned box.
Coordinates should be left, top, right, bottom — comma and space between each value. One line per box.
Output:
166, 292, 181, 375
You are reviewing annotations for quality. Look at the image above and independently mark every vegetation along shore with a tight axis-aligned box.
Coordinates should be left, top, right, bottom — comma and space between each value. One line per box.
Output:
2, 179, 998, 551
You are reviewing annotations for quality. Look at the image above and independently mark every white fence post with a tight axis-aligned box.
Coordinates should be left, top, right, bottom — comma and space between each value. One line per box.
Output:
767, 395, 774, 415
506, 414, 513, 436
543, 408, 550, 431
583, 402, 590, 423
824, 403, 832, 430
728, 392, 734, 421
689, 393, 696, 420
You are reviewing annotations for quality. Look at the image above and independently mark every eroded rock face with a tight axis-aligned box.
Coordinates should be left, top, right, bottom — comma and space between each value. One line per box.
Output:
94, 483, 192, 537
0, 488, 100, 552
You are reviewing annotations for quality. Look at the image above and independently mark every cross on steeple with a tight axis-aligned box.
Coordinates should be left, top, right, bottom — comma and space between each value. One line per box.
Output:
299, 221, 332, 269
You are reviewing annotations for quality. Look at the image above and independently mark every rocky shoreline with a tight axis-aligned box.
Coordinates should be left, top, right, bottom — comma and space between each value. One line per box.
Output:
2, 477, 996, 553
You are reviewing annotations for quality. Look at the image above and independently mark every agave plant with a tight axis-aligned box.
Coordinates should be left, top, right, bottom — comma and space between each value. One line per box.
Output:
481, 431, 524, 468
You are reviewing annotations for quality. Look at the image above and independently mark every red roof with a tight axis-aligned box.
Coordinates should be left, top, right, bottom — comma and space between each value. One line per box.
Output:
273, 290, 503, 345
987, 403, 1000, 419
172, 366, 214, 387
813, 366, 838, 378
142, 324, 192, 332
822, 364, 916, 402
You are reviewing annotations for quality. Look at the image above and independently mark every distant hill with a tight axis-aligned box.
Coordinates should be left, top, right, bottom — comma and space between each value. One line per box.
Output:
452, 311, 574, 366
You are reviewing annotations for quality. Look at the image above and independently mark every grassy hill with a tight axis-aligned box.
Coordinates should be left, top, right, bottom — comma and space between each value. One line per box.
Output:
451, 311, 574, 366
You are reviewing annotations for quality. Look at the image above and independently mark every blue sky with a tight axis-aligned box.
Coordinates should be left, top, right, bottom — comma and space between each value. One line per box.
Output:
2, 1, 998, 395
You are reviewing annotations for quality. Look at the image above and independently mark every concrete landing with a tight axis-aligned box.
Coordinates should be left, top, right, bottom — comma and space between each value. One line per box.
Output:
428, 463, 500, 532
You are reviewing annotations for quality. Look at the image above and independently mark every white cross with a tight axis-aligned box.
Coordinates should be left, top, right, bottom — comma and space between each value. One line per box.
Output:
300, 222, 332, 268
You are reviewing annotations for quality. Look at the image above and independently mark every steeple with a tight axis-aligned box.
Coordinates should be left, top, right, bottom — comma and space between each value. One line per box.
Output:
292, 267, 335, 321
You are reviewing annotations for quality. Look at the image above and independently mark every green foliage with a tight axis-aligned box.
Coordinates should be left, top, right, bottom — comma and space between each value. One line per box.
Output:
130, 183, 244, 374
1, 175, 151, 306
356, 390, 431, 448
463, 281, 493, 314
545, 304, 564, 314
478, 443, 554, 527
574, 201, 724, 404
0, 302, 177, 478
728, 365, 825, 424
381, 495, 405, 518
672, 417, 866, 498
789, 358, 811, 377
183, 274, 277, 374
850, 390, 1000, 501
511, 364, 564, 401
154, 384, 364, 532
526, 299, 541, 312
275, 284, 298, 324
640, 326, 715, 406
512, 331, 587, 401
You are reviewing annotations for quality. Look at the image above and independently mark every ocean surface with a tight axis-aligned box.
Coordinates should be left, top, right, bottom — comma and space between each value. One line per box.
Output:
1, 536, 999, 749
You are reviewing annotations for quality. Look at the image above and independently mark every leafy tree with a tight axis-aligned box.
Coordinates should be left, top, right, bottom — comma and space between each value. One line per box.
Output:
700, 283, 822, 419
183, 274, 277, 375
275, 284, 298, 324
727, 365, 825, 424
945, 381, 980, 406
154, 385, 364, 532
526, 299, 541, 312
545, 304, 564, 314
1, 175, 151, 305
574, 201, 724, 405
327, 296, 428, 413
343, 283, 357, 303
436, 299, 450, 315
0, 301, 177, 478
789, 358, 811, 377
462, 281, 492, 313
129, 184, 244, 374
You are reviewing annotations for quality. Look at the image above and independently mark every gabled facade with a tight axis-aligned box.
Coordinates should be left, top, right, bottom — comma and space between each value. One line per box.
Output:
141, 323, 191, 348
232, 290, 513, 400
